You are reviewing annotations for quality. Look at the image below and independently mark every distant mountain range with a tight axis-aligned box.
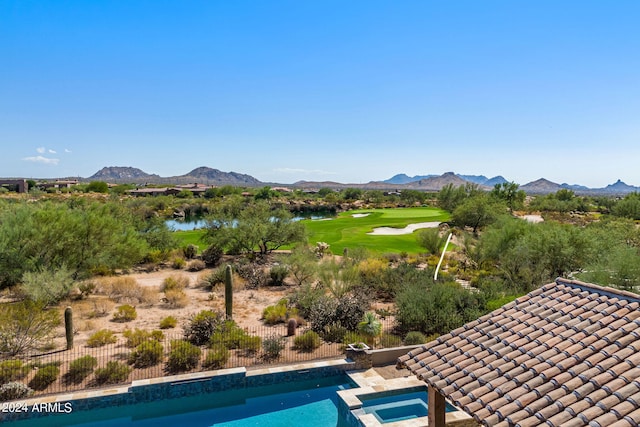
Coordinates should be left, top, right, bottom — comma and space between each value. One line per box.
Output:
88, 166, 261, 186
69, 166, 640, 195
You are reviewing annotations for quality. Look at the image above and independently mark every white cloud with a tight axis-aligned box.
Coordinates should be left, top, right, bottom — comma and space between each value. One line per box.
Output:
65, 148, 72, 153
36, 147, 46, 154
22, 156, 60, 165
48, 149, 57, 154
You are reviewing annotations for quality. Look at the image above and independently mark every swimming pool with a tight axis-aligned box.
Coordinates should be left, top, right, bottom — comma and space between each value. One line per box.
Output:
358, 387, 457, 424
5, 375, 356, 427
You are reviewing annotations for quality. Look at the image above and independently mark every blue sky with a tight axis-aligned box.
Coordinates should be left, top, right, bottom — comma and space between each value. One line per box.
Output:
1, 1, 639, 187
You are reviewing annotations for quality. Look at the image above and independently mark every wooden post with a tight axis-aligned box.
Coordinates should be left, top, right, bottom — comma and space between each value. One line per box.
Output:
428, 384, 446, 427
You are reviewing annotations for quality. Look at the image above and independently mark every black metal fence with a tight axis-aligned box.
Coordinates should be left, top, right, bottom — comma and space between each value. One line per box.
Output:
1, 319, 399, 398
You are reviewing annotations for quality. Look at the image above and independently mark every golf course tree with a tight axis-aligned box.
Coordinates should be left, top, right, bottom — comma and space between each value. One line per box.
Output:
437, 183, 482, 213
203, 199, 306, 256
490, 182, 525, 212
451, 192, 507, 234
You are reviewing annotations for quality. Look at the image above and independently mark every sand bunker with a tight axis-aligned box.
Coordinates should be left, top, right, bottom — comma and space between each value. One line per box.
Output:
368, 222, 441, 235
521, 215, 544, 223
352, 213, 371, 218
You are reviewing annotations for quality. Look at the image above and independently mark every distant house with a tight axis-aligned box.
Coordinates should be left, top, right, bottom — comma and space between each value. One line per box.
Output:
39, 180, 78, 190
399, 278, 640, 427
127, 183, 214, 197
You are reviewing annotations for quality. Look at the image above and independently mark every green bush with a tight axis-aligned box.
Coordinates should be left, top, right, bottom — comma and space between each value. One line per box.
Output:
268, 265, 289, 286
262, 334, 286, 360
0, 360, 30, 383
262, 300, 288, 325
209, 321, 260, 353
123, 329, 164, 348
66, 356, 97, 383
294, 330, 321, 352
129, 341, 164, 368
203, 346, 229, 370
183, 244, 198, 260
167, 340, 201, 373
87, 329, 118, 347
184, 310, 224, 346
342, 331, 365, 346
379, 333, 402, 348
112, 304, 137, 322
404, 331, 428, 345
159, 316, 178, 329
321, 323, 347, 343
94, 361, 131, 385
202, 245, 223, 267
198, 267, 226, 289
0, 382, 33, 402
29, 365, 59, 390
171, 257, 186, 269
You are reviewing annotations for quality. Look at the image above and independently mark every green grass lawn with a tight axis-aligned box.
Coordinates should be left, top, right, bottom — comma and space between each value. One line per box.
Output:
174, 229, 208, 251
173, 207, 450, 255
303, 207, 450, 255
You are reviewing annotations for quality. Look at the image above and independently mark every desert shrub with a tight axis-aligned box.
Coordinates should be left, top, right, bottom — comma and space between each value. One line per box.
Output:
66, 355, 98, 383
184, 310, 224, 346
161, 275, 190, 292
29, 365, 59, 390
112, 304, 137, 322
203, 346, 229, 370
290, 282, 325, 318
171, 257, 186, 269
159, 316, 178, 329
0, 360, 30, 383
20, 267, 75, 306
236, 262, 267, 289
164, 289, 189, 308
198, 266, 226, 289
0, 382, 33, 402
379, 333, 402, 348
123, 329, 164, 348
167, 340, 201, 373
308, 293, 368, 335
342, 331, 365, 346
129, 340, 164, 368
139, 287, 159, 306
262, 334, 286, 360
86, 329, 118, 347
202, 245, 223, 267
404, 331, 428, 345
94, 361, 131, 385
321, 323, 347, 343
262, 299, 289, 325
209, 321, 260, 353
188, 259, 206, 272
0, 300, 61, 356
77, 281, 97, 299
294, 330, 321, 352
88, 299, 115, 318
100, 277, 144, 303
268, 265, 289, 286
183, 244, 198, 260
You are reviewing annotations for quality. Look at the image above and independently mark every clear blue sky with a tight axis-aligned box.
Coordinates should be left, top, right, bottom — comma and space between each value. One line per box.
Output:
1, 1, 639, 187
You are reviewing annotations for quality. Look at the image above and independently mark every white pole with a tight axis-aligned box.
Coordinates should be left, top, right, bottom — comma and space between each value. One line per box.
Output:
434, 232, 452, 281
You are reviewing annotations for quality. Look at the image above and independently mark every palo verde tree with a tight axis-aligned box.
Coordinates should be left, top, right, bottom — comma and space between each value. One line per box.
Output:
203, 198, 306, 256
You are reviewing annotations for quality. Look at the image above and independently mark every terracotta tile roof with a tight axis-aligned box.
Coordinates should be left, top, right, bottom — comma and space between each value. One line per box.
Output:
398, 278, 640, 427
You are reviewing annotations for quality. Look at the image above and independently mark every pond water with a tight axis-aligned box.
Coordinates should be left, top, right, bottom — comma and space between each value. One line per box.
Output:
165, 211, 334, 231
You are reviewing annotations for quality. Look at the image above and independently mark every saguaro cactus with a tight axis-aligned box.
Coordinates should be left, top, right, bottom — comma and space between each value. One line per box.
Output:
64, 307, 74, 350
225, 265, 233, 319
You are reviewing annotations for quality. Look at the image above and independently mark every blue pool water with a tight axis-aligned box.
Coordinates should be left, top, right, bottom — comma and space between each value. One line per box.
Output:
361, 389, 457, 424
7, 376, 355, 427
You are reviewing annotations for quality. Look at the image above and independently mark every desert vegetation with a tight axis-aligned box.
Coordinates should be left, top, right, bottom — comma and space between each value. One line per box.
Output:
2, 183, 640, 398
